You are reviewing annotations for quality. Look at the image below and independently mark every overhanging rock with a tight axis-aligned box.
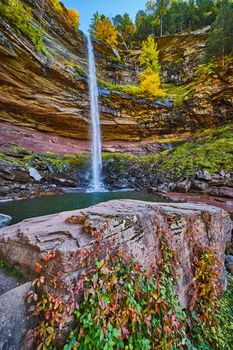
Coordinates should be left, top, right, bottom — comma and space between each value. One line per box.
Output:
0, 200, 231, 306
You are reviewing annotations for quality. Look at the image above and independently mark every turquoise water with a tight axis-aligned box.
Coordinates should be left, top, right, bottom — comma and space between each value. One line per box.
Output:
0, 191, 167, 225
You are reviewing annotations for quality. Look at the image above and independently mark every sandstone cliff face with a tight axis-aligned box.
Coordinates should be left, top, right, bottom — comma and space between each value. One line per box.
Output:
0, 0, 89, 139
0, 0, 232, 142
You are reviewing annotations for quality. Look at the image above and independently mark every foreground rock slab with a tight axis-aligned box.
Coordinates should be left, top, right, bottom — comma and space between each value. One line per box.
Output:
0, 200, 231, 306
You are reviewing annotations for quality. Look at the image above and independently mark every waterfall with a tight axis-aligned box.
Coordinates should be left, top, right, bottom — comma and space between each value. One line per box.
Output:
87, 36, 103, 191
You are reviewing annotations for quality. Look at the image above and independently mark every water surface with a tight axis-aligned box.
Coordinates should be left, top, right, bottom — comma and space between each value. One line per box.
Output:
0, 191, 167, 225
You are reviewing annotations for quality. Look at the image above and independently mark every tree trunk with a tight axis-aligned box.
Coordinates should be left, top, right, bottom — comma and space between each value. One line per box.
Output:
160, 16, 163, 36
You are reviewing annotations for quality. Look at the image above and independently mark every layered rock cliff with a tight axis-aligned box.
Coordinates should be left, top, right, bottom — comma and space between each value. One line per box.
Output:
0, 0, 232, 142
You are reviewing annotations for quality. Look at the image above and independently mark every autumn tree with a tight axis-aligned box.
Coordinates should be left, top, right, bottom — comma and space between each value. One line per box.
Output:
91, 15, 119, 48
138, 35, 165, 98
67, 9, 80, 30
139, 35, 160, 73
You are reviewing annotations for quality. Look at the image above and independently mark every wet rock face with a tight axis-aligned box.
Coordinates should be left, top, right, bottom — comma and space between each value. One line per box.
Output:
0, 200, 231, 307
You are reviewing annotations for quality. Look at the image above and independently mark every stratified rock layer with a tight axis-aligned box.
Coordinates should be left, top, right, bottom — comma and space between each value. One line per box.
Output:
0, 0, 232, 142
0, 200, 231, 306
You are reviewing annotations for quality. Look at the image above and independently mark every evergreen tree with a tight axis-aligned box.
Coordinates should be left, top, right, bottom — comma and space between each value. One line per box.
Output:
112, 13, 135, 47
206, 0, 233, 62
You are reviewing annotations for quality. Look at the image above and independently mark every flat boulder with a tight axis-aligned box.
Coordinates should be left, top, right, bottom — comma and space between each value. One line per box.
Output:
0, 200, 231, 306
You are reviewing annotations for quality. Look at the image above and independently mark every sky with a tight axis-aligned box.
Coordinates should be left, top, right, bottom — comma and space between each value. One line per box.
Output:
62, 0, 147, 33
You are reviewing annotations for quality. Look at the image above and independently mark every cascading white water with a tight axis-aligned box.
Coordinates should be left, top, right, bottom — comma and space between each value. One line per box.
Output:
87, 36, 103, 191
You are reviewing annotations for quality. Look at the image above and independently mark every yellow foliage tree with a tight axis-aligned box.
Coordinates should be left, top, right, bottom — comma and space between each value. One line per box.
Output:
138, 35, 165, 99
139, 68, 166, 99
95, 18, 118, 48
67, 9, 80, 29
139, 35, 160, 73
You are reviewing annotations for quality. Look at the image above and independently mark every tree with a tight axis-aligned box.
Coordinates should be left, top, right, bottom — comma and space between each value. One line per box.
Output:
89, 11, 102, 36
139, 35, 160, 73
67, 9, 80, 30
94, 17, 119, 48
206, 0, 233, 63
146, 0, 170, 36
139, 68, 166, 98
112, 13, 135, 47
134, 10, 158, 42
138, 35, 165, 98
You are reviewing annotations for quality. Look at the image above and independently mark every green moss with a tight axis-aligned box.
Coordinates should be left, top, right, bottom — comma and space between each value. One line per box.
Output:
0, 146, 91, 173
157, 124, 233, 176
102, 152, 137, 161
166, 83, 193, 106
102, 152, 138, 171
104, 124, 233, 178
0, 0, 48, 54
63, 61, 87, 79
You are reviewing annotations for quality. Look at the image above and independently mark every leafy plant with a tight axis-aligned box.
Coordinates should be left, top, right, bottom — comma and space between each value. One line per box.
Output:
188, 246, 232, 349
139, 68, 166, 99
64, 237, 189, 349
27, 218, 233, 349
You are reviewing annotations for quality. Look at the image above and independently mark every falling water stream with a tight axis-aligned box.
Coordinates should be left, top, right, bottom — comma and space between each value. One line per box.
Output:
87, 35, 103, 191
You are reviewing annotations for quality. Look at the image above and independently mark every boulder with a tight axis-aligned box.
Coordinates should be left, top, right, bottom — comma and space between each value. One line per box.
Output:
197, 170, 212, 181
219, 170, 226, 178
0, 162, 30, 183
0, 213, 12, 228
0, 269, 20, 296
158, 182, 169, 192
0, 200, 231, 307
50, 176, 77, 187
0, 282, 31, 350
29, 167, 42, 182
207, 186, 233, 199
176, 179, 192, 192
191, 180, 209, 191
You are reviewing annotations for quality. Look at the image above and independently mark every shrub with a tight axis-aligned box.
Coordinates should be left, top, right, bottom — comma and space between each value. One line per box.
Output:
64, 234, 189, 350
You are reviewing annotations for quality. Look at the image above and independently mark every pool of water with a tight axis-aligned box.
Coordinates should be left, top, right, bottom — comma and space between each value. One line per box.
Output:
0, 191, 167, 225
